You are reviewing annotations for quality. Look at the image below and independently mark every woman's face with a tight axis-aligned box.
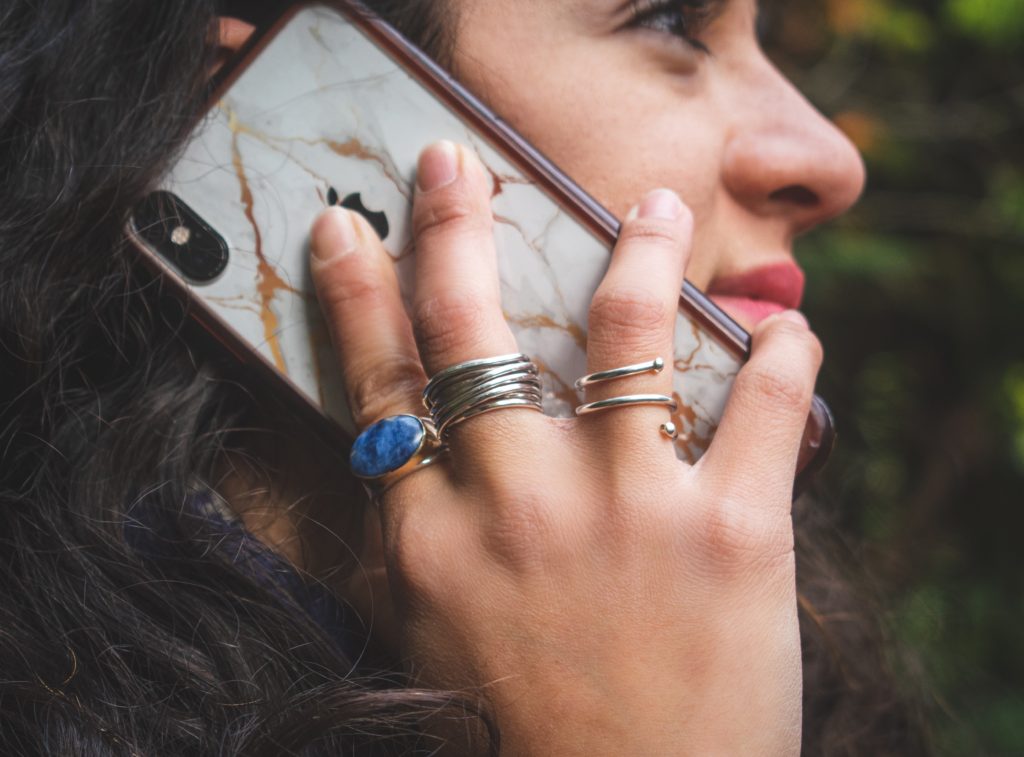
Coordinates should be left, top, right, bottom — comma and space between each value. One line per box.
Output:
449, 0, 866, 328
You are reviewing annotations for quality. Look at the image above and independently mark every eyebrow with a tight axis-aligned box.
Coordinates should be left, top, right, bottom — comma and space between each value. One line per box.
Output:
693, 0, 731, 25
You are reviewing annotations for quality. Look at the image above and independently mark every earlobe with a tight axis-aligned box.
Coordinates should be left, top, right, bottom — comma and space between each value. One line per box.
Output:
218, 17, 256, 54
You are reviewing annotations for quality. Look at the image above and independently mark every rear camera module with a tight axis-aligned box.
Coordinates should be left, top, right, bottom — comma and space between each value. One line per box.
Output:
131, 191, 229, 283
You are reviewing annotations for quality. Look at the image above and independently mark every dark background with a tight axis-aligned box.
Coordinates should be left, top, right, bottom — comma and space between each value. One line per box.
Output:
761, 0, 1024, 753
226, 1, 1024, 752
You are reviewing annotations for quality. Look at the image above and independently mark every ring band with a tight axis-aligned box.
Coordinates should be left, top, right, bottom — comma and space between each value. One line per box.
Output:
424, 353, 544, 441
574, 357, 665, 391
575, 394, 679, 440
350, 414, 445, 494
575, 393, 677, 415
424, 353, 531, 393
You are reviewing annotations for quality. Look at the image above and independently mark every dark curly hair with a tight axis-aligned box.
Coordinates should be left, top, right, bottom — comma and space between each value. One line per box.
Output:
0, 0, 927, 754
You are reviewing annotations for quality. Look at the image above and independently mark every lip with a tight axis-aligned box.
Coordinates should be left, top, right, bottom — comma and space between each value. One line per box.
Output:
706, 262, 806, 328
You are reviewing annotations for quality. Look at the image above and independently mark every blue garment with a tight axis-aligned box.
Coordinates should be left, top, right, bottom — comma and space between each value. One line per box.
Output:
124, 489, 368, 665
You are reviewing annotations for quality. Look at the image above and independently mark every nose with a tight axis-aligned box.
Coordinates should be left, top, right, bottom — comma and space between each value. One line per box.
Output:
721, 59, 867, 236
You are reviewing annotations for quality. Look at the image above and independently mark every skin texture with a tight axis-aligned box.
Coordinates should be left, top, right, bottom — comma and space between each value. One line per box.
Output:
222, 1, 863, 751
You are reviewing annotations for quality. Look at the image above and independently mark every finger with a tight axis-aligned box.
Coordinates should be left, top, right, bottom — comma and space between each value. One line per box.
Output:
696, 311, 824, 505
310, 206, 427, 430
410, 142, 542, 453
411, 140, 518, 374
581, 189, 693, 451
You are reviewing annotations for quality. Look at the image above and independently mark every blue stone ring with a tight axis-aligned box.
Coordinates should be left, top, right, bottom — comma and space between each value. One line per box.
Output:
350, 414, 445, 494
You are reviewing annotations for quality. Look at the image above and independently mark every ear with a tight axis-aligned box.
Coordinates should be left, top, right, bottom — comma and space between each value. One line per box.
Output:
218, 17, 256, 53
211, 17, 256, 74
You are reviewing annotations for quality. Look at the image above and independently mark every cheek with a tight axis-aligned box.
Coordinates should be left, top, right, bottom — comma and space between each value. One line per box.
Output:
472, 66, 723, 223
496, 89, 725, 285
453, 27, 726, 284
566, 108, 724, 223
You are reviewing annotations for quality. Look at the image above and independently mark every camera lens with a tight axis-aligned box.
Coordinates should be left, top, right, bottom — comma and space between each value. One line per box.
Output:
169, 224, 192, 246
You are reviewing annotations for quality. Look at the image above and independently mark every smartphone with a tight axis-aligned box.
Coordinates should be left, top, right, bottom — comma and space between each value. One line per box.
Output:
129, 1, 834, 484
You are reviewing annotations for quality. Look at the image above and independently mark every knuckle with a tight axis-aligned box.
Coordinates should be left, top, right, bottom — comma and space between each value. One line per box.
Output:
347, 354, 425, 427
694, 501, 794, 573
588, 286, 671, 347
412, 291, 493, 359
314, 256, 388, 314
413, 193, 491, 243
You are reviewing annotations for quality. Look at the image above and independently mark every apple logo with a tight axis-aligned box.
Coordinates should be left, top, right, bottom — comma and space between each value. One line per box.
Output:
327, 187, 390, 241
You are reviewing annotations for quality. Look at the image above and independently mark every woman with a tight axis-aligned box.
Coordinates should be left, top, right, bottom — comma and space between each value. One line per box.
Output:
0, 0, 927, 754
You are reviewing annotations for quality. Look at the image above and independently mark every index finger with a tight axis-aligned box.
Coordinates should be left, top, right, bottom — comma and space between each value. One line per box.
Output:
310, 206, 427, 430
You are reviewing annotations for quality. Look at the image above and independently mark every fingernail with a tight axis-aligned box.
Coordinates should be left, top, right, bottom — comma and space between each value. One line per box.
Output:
627, 188, 683, 221
777, 309, 809, 328
417, 140, 459, 192
311, 206, 358, 262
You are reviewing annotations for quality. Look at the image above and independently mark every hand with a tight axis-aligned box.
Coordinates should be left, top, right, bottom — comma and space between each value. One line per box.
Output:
310, 141, 822, 755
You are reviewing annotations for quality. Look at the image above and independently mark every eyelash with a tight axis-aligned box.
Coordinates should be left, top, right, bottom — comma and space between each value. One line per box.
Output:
627, 1, 715, 55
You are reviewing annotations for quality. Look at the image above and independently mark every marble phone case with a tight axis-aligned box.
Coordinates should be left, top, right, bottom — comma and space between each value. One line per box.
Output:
133, 2, 833, 473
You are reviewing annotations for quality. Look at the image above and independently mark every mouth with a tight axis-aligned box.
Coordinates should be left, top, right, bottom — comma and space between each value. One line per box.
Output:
706, 262, 806, 329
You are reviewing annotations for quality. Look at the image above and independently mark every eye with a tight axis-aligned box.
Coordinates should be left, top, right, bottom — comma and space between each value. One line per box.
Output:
627, 1, 717, 55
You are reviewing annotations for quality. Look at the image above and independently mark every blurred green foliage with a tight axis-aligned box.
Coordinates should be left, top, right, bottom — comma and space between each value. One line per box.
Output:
946, 0, 1024, 47
762, 0, 1024, 753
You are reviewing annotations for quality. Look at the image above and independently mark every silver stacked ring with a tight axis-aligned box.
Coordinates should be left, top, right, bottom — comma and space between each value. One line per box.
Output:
423, 353, 544, 440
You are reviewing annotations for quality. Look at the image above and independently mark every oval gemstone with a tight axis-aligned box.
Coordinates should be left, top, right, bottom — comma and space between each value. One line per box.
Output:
350, 415, 425, 479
